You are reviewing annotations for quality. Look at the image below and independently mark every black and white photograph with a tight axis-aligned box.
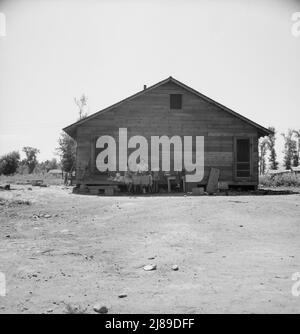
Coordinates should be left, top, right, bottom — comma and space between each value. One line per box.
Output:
0, 0, 300, 318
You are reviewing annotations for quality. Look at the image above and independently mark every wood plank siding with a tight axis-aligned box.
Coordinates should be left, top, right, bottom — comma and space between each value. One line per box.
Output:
64, 77, 270, 190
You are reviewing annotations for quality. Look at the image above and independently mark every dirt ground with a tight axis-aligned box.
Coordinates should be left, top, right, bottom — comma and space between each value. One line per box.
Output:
0, 185, 299, 314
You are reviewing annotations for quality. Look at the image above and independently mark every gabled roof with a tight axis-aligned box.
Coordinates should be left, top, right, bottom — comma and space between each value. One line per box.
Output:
63, 76, 272, 138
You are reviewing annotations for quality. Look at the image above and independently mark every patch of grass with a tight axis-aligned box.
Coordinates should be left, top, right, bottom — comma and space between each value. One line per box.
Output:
260, 173, 300, 187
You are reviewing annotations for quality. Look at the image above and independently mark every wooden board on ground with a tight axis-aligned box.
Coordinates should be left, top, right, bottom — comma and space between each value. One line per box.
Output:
87, 185, 117, 196
192, 187, 204, 195
206, 168, 220, 194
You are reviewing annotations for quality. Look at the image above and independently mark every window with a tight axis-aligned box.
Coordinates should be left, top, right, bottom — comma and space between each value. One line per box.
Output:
170, 94, 182, 109
236, 138, 251, 177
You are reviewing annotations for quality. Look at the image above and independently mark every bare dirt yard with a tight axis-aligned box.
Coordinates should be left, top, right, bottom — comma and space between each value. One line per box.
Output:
0, 185, 299, 314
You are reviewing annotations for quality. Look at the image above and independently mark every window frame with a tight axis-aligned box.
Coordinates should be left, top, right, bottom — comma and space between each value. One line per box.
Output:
234, 137, 252, 180
170, 94, 183, 110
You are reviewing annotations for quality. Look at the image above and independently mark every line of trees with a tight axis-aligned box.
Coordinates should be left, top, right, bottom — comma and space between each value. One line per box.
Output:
1, 126, 299, 177
0, 94, 88, 177
0, 147, 59, 176
259, 127, 300, 175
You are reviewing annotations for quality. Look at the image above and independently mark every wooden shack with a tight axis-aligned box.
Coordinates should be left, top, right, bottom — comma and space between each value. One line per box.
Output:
63, 77, 271, 193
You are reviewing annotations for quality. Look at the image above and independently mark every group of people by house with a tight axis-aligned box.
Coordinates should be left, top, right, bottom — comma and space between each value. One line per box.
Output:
109, 160, 185, 193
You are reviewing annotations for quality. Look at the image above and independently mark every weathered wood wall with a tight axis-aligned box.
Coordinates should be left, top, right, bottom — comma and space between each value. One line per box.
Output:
75, 81, 259, 188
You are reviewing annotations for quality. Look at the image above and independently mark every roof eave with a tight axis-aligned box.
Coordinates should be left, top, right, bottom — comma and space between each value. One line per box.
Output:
62, 76, 272, 138
62, 77, 172, 136
258, 127, 273, 138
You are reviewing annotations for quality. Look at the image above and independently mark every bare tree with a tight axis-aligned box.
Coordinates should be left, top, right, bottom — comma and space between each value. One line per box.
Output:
56, 94, 88, 185
74, 94, 88, 120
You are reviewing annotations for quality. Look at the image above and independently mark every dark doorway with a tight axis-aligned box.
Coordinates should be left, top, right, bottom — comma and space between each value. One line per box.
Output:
235, 138, 251, 178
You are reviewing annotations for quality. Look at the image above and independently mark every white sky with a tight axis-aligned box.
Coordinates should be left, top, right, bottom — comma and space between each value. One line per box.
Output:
0, 0, 300, 162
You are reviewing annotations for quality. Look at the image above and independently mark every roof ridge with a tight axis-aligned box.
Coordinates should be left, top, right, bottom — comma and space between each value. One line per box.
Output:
63, 76, 271, 138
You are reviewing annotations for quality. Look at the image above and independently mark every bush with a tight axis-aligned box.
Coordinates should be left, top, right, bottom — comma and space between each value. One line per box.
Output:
0, 151, 20, 175
57, 133, 76, 173
22, 146, 40, 174
260, 173, 300, 187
